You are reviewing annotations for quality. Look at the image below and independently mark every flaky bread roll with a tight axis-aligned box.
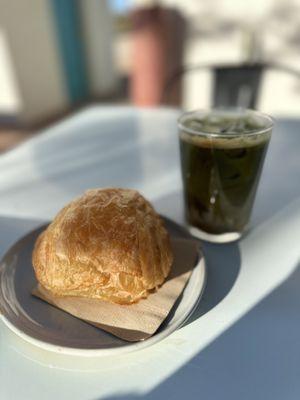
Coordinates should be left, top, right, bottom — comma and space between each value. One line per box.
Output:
32, 188, 173, 304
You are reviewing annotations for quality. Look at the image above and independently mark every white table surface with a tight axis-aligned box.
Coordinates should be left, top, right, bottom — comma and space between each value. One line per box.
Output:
0, 106, 300, 400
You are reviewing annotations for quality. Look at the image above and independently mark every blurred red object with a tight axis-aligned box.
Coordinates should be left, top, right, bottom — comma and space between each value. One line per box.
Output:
130, 6, 186, 107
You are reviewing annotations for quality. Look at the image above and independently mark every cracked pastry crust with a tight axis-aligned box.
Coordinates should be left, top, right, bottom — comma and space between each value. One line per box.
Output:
32, 188, 173, 304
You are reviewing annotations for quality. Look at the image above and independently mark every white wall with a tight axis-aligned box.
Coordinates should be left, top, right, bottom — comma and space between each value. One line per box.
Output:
80, 0, 117, 97
0, 0, 69, 124
0, 27, 21, 114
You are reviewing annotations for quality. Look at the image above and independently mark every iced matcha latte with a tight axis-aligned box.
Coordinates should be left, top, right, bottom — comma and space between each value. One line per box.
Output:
178, 108, 273, 242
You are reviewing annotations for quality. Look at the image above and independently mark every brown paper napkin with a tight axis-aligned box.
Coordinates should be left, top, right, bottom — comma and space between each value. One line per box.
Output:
32, 238, 200, 342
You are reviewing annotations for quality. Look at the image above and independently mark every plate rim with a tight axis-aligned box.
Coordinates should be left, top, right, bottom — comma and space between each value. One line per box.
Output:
0, 223, 206, 357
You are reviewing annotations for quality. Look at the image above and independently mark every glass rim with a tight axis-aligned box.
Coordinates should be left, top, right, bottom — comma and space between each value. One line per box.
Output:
178, 107, 274, 138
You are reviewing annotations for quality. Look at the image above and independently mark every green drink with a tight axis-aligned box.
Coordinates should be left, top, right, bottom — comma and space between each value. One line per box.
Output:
179, 109, 273, 242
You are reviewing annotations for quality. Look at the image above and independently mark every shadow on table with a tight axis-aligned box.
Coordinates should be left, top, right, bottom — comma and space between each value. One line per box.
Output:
185, 239, 241, 325
99, 260, 300, 400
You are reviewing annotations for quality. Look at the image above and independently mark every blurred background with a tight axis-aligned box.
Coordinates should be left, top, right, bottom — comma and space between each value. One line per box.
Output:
1, 0, 300, 151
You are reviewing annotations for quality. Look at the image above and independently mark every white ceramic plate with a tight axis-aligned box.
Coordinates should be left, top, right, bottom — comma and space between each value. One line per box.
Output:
0, 218, 206, 357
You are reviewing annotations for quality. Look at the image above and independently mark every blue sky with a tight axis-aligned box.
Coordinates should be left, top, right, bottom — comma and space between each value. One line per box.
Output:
109, 0, 131, 13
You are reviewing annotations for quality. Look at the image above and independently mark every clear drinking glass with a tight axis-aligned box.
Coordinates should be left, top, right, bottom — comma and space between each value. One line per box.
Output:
178, 108, 273, 243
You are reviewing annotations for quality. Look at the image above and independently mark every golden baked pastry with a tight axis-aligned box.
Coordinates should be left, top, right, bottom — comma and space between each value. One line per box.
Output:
32, 188, 173, 304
